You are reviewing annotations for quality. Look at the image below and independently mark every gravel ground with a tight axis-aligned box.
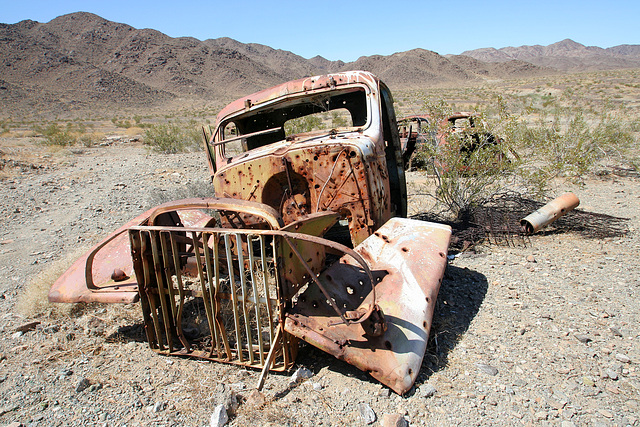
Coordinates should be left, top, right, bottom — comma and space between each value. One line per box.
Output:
0, 137, 638, 427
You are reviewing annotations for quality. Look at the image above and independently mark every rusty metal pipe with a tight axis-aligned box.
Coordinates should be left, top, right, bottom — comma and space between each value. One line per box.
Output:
520, 192, 580, 234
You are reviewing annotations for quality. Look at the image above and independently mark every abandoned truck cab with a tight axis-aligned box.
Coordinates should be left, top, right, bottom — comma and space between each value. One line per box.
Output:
49, 71, 451, 395
204, 71, 407, 247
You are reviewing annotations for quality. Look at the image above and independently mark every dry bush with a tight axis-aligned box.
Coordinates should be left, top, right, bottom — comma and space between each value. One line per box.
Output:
15, 247, 90, 318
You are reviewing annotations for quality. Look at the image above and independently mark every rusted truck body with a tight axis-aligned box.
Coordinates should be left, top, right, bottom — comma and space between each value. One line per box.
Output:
398, 112, 503, 169
49, 71, 451, 395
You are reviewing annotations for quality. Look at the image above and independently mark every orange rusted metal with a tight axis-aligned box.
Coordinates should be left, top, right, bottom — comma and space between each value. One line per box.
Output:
520, 192, 580, 234
50, 71, 452, 395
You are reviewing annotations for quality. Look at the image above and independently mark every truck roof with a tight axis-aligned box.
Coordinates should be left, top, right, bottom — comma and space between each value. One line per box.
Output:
215, 70, 380, 124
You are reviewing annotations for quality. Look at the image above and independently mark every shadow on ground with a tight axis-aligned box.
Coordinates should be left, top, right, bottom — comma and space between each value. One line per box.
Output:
105, 265, 488, 396
413, 264, 487, 389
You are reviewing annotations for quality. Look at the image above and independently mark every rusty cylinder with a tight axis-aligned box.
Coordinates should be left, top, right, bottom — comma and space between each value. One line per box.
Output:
520, 192, 580, 234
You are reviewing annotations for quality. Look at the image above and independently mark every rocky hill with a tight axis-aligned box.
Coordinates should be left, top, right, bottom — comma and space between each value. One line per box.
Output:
0, 13, 635, 118
461, 39, 640, 71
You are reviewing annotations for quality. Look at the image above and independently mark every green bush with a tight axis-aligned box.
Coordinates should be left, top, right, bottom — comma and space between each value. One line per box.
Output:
411, 96, 637, 220
143, 122, 203, 154
35, 123, 77, 146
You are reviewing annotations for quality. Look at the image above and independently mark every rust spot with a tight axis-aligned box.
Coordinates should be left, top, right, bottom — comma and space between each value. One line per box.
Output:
111, 269, 128, 282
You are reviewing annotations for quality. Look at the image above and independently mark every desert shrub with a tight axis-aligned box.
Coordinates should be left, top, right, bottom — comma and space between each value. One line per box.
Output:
284, 115, 323, 135
143, 122, 202, 154
1, 120, 10, 135
35, 123, 78, 146
412, 95, 637, 220
415, 100, 531, 219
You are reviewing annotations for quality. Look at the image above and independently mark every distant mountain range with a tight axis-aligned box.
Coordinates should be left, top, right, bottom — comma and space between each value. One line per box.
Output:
1, 12, 638, 117
460, 39, 640, 71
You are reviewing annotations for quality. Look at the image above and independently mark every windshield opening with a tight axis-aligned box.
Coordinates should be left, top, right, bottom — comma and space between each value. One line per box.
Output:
216, 87, 368, 156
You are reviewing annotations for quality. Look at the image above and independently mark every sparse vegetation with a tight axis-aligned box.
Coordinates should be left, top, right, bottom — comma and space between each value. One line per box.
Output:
143, 121, 203, 153
35, 123, 78, 146
408, 86, 639, 220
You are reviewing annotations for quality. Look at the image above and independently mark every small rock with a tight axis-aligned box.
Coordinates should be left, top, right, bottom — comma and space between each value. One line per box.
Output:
311, 382, 322, 391
289, 367, 313, 387
419, 383, 437, 398
582, 376, 595, 387
561, 422, 576, 427
574, 334, 591, 343
11, 331, 23, 339
534, 411, 548, 421
598, 409, 613, 418
244, 390, 265, 409
153, 401, 166, 412
382, 413, 408, 427
526, 255, 536, 263
615, 353, 631, 363
15, 321, 40, 333
210, 404, 228, 427
476, 363, 498, 376
605, 369, 619, 380
219, 390, 238, 415
59, 368, 73, 377
76, 378, 91, 392
610, 327, 623, 337
359, 403, 377, 425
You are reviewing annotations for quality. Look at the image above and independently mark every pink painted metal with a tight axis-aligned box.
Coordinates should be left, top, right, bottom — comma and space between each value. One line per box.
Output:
285, 218, 451, 394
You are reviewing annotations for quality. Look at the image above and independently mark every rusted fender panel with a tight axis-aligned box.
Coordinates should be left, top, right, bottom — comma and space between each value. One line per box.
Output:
520, 192, 580, 234
285, 218, 451, 394
48, 206, 214, 304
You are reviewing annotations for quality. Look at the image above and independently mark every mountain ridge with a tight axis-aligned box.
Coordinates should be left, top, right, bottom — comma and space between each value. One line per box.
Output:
1, 12, 638, 117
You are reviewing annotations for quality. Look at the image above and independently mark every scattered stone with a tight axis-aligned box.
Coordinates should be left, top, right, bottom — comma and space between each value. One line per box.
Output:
598, 409, 614, 418
0, 405, 19, 416
382, 413, 408, 427
534, 411, 548, 421
582, 377, 595, 387
153, 401, 166, 412
11, 331, 23, 339
615, 353, 631, 363
59, 368, 73, 377
42, 324, 60, 334
244, 390, 265, 409
378, 387, 391, 398
289, 367, 313, 387
210, 404, 228, 427
606, 369, 619, 380
14, 321, 40, 333
526, 255, 536, 263
476, 363, 498, 376
311, 381, 322, 391
76, 378, 91, 392
419, 383, 437, 398
610, 327, 623, 337
220, 390, 238, 415
574, 334, 592, 343
358, 403, 376, 425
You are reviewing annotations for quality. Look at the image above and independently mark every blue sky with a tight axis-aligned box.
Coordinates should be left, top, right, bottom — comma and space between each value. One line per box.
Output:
1, 0, 638, 62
